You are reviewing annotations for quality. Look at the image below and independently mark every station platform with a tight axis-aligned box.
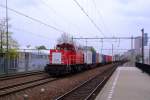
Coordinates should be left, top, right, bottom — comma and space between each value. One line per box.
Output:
95, 63, 150, 100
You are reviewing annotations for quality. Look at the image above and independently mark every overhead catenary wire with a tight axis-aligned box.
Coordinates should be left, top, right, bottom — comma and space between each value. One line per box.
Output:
39, 0, 77, 30
72, 0, 105, 37
12, 27, 51, 40
0, 4, 65, 33
92, 0, 111, 35
36, 0, 65, 30
92, 0, 116, 51
39, 0, 92, 35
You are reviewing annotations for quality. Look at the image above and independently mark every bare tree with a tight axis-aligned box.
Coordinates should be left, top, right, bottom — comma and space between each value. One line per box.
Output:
0, 19, 5, 52
0, 18, 19, 53
57, 33, 75, 44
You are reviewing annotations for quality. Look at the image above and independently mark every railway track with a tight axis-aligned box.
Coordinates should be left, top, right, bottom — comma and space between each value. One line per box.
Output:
0, 71, 44, 81
55, 65, 117, 100
0, 77, 57, 97
0, 63, 121, 99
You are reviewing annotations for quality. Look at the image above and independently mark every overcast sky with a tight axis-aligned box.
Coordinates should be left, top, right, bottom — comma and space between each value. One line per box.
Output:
0, 0, 150, 54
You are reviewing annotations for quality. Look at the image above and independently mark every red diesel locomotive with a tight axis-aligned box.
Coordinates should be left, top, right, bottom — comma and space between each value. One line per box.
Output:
45, 43, 85, 75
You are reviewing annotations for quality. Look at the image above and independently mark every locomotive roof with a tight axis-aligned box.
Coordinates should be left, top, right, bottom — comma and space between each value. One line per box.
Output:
56, 43, 76, 50
57, 43, 74, 48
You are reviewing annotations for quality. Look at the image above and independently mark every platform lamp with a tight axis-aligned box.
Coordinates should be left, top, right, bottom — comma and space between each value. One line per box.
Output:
141, 28, 144, 64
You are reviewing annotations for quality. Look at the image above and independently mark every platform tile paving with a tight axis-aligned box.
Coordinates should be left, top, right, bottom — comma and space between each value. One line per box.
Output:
95, 66, 150, 100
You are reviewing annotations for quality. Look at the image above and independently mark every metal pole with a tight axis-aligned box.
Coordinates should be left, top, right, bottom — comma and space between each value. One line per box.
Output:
6, 0, 9, 52
131, 36, 133, 50
112, 44, 113, 63
101, 39, 103, 54
149, 44, 150, 64
141, 28, 144, 64
131, 36, 134, 66
86, 39, 87, 64
71, 36, 73, 44
0, 30, 2, 52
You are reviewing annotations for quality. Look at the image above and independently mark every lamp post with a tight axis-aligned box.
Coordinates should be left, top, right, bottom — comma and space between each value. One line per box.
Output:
141, 28, 144, 64
112, 44, 113, 64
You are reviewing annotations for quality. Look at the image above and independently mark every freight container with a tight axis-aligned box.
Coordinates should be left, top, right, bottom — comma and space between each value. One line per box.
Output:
83, 50, 92, 64
104, 55, 112, 63
92, 52, 97, 64
104, 55, 107, 63
96, 53, 99, 63
99, 54, 103, 63
102, 54, 106, 63
106, 55, 109, 62
113, 55, 120, 62
108, 56, 112, 62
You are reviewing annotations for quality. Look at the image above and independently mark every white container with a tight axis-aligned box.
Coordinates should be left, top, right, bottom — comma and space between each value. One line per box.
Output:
99, 54, 103, 63
84, 50, 92, 64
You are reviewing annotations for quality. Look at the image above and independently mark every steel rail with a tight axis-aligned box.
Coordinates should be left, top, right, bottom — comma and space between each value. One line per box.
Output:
0, 71, 44, 81
0, 76, 50, 90
85, 66, 117, 100
0, 77, 57, 97
55, 64, 117, 100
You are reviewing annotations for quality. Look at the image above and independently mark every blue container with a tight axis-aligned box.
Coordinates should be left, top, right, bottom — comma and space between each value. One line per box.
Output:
102, 55, 106, 63
92, 52, 96, 64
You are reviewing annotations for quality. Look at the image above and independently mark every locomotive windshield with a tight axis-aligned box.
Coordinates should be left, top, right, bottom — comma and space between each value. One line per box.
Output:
56, 43, 76, 51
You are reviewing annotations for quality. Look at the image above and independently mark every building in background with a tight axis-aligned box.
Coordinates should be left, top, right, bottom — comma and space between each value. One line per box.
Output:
134, 36, 142, 55
134, 33, 149, 63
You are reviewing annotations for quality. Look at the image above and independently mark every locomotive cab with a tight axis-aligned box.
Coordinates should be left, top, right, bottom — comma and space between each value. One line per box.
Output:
50, 43, 76, 65
45, 43, 84, 76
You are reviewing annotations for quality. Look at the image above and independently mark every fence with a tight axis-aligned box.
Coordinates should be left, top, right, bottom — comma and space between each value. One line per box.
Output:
0, 53, 17, 74
0, 53, 5, 74
135, 62, 150, 75
0, 50, 49, 75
